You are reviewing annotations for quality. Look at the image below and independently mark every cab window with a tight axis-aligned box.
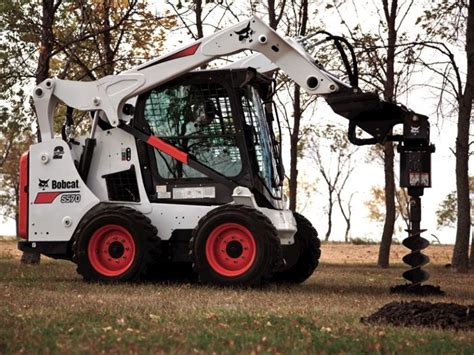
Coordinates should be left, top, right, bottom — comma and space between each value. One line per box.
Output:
241, 87, 281, 197
143, 83, 242, 179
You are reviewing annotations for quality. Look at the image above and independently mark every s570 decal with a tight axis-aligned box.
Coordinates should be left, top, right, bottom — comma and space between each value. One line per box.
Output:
34, 190, 81, 204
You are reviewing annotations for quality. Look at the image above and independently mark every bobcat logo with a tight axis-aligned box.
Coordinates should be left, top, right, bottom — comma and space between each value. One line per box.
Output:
53, 146, 64, 159
38, 179, 49, 190
234, 22, 254, 42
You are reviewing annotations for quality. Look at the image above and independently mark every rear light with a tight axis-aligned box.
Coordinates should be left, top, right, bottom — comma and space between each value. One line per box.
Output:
18, 152, 29, 239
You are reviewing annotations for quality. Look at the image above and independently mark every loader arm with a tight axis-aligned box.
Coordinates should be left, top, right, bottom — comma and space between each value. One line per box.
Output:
33, 15, 423, 152
33, 16, 342, 140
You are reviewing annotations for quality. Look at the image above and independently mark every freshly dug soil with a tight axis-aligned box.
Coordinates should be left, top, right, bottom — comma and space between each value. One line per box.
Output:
362, 301, 474, 330
390, 284, 445, 296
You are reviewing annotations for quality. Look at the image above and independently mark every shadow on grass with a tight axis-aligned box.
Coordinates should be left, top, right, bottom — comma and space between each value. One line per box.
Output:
266, 281, 392, 297
319, 262, 407, 270
2, 259, 473, 300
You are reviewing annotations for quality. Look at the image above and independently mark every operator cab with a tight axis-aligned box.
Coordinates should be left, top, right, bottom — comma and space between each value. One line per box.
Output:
133, 69, 284, 209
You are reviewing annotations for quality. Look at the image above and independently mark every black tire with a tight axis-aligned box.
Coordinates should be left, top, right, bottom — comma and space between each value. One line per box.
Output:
72, 204, 160, 283
273, 212, 320, 283
190, 204, 282, 286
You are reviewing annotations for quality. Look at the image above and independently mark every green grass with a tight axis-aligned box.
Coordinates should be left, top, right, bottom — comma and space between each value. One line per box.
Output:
0, 241, 473, 354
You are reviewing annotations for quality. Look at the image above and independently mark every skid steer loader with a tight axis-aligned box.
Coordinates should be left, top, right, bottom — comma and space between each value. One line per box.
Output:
18, 17, 434, 286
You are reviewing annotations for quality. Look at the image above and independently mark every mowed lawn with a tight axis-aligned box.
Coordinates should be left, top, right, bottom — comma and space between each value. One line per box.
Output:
1, 240, 473, 354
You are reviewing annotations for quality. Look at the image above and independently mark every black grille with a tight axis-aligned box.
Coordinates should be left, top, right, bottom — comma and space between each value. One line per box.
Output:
104, 166, 140, 202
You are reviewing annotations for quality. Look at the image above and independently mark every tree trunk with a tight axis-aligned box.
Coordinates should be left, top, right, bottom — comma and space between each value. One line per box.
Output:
102, 0, 115, 76
378, 142, 396, 267
288, 0, 307, 211
452, 105, 472, 272
267, 1, 300, 212
337, 192, 351, 242
194, 0, 203, 39
22, 0, 57, 265
289, 85, 301, 212
193, 0, 207, 70
325, 190, 333, 241
267, 0, 277, 30
35, 0, 55, 85
377, 0, 397, 268
452, 0, 474, 272
344, 222, 350, 242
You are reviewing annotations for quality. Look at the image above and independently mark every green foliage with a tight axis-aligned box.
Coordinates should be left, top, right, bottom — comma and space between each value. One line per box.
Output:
0, 1, 176, 221
436, 176, 474, 228
366, 186, 409, 227
0, 115, 33, 220
436, 191, 457, 228
317, 124, 351, 152
416, 1, 468, 42
50, 1, 175, 79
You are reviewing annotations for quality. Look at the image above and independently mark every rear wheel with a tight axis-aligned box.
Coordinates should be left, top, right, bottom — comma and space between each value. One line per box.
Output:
191, 205, 281, 286
73, 204, 160, 282
273, 212, 320, 283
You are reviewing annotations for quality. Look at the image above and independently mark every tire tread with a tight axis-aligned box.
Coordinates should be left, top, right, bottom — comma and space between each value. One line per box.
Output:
190, 204, 282, 286
72, 203, 160, 282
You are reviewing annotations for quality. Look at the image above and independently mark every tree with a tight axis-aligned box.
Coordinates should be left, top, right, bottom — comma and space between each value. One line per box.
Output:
168, 0, 236, 43
444, 1, 473, 273
436, 192, 458, 229
0, 126, 34, 224
366, 186, 410, 233
267, 0, 336, 213
331, 0, 420, 267
307, 124, 357, 241
375, 0, 398, 268
336, 188, 355, 242
52, 1, 173, 79
22, 0, 59, 264
283, 0, 308, 213
436, 177, 474, 268
416, 0, 473, 272
0, 1, 173, 263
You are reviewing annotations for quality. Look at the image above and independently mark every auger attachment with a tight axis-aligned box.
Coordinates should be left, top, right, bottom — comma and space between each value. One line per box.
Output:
391, 119, 443, 295
391, 188, 444, 295
402, 193, 430, 285
327, 91, 443, 292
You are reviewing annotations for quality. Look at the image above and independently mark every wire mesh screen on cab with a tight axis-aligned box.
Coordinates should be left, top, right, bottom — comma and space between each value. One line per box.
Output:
143, 83, 242, 179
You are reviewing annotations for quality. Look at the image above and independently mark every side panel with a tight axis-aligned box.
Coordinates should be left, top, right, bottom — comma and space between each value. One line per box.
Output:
148, 203, 217, 240
86, 128, 151, 214
147, 201, 295, 244
28, 139, 100, 242
259, 207, 296, 245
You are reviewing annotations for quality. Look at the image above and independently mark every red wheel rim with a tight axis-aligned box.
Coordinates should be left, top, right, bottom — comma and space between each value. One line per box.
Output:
87, 224, 136, 277
205, 223, 256, 277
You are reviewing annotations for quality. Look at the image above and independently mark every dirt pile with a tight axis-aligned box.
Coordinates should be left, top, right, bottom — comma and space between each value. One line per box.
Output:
362, 301, 474, 330
390, 284, 445, 296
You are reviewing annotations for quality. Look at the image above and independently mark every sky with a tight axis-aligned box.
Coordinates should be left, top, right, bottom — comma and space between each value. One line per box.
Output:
1, 0, 471, 245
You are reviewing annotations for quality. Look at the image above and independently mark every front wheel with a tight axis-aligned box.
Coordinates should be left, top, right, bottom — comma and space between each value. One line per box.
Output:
191, 205, 282, 286
272, 212, 320, 283
73, 204, 160, 282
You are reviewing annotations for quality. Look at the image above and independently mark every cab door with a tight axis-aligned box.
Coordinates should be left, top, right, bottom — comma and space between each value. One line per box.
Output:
132, 72, 252, 205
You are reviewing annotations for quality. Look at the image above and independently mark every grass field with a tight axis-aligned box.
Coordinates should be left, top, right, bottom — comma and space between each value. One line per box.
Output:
1, 240, 473, 354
